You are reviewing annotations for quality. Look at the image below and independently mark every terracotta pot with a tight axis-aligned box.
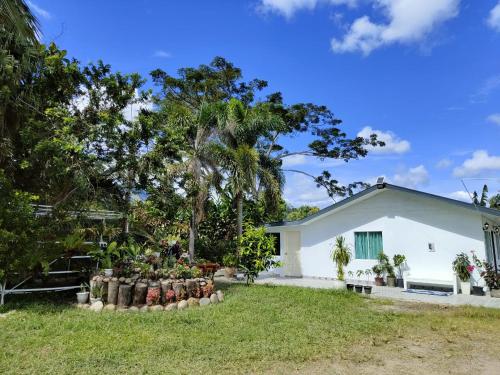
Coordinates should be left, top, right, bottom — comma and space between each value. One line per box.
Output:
224, 267, 236, 279
374, 277, 384, 286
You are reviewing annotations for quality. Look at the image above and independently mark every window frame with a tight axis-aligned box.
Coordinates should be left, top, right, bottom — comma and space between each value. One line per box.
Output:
354, 231, 383, 260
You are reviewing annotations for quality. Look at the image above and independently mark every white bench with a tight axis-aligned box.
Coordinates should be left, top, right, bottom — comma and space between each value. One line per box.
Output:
403, 272, 458, 295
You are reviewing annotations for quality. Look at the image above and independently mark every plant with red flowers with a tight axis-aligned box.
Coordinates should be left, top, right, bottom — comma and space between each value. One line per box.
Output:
146, 287, 160, 306
165, 289, 176, 303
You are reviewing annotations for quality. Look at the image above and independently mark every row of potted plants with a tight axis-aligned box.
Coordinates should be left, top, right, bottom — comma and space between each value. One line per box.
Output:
452, 251, 500, 297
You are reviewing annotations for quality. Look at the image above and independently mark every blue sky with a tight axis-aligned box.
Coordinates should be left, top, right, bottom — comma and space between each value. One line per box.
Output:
30, 0, 500, 207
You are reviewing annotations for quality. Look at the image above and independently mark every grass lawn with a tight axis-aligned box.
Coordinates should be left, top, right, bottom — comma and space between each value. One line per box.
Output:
1, 282, 500, 374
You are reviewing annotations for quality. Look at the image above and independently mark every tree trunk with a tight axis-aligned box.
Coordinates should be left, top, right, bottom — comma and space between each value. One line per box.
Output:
236, 192, 243, 238
117, 284, 132, 307
132, 282, 147, 306
0, 279, 6, 306
189, 206, 197, 263
107, 278, 119, 305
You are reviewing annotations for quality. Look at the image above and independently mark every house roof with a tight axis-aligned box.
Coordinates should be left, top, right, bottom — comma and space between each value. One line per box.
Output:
266, 183, 500, 228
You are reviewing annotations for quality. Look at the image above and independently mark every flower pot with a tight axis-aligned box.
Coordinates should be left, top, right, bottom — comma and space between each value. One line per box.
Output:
76, 292, 89, 304
387, 276, 396, 287
346, 283, 354, 292
354, 285, 363, 293
364, 286, 372, 294
90, 297, 102, 304
472, 286, 485, 296
104, 269, 113, 277
224, 267, 236, 279
374, 277, 384, 286
396, 278, 404, 288
491, 289, 500, 298
460, 281, 471, 295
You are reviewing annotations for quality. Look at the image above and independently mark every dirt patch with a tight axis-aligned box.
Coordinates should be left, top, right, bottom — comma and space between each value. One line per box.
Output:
266, 300, 500, 375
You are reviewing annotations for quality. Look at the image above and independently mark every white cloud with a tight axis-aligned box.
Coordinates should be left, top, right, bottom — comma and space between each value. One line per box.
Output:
486, 113, 500, 126
470, 75, 500, 103
448, 190, 472, 202
436, 158, 452, 169
357, 126, 410, 154
488, 2, 500, 32
331, 0, 460, 55
283, 174, 333, 208
27, 1, 51, 20
153, 50, 171, 58
281, 154, 308, 167
393, 165, 429, 188
453, 150, 500, 177
259, 0, 357, 18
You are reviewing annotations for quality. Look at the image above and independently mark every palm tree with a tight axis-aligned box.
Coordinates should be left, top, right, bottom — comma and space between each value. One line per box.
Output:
215, 99, 284, 238
161, 102, 222, 261
473, 185, 489, 206
1, 0, 40, 43
331, 236, 351, 281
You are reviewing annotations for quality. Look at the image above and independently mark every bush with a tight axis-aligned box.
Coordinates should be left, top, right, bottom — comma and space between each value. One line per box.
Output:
239, 224, 280, 285
223, 253, 238, 268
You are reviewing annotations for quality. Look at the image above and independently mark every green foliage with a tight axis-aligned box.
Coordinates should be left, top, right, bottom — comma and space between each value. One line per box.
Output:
222, 253, 238, 268
239, 224, 280, 285
0, 170, 61, 303
285, 205, 320, 221
393, 254, 406, 278
452, 252, 472, 282
331, 236, 351, 281
372, 264, 385, 278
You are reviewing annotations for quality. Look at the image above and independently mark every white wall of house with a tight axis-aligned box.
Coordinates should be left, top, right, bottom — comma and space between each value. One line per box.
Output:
269, 189, 487, 282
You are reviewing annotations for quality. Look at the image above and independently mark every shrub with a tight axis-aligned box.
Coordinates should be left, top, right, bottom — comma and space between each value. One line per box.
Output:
223, 253, 238, 268
331, 236, 351, 281
239, 224, 280, 285
452, 252, 472, 282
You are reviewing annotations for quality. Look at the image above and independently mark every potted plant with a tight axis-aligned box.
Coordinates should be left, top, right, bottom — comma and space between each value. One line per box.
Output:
393, 254, 406, 288
355, 270, 364, 293
76, 283, 89, 304
385, 263, 396, 287
90, 284, 103, 304
222, 253, 238, 279
331, 236, 352, 286
452, 252, 472, 295
471, 253, 485, 296
364, 269, 372, 294
346, 271, 355, 291
481, 261, 500, 298
372, 264, 385, 286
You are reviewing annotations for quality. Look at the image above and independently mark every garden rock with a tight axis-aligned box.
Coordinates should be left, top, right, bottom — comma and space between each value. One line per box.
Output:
140, 305, 149, 313
187, 297, 199, 307
177, 300, 188, 310
210, 293, 219, 304
165, 303, 177, 311
199, 298, 211, 306
149, 305, 163, 312
216, 290, 224, 302
90, 301, 104, 312
104, 304, 116, 311
129, 306, 140, 313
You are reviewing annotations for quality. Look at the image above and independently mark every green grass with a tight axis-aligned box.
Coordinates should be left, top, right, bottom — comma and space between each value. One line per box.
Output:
1, 282, 500, 374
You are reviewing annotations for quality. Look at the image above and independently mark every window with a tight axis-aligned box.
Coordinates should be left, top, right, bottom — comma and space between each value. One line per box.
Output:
354, 232, 383, 259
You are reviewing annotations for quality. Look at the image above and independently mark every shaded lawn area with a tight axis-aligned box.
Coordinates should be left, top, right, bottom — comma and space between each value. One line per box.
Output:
1, 282, 500, 374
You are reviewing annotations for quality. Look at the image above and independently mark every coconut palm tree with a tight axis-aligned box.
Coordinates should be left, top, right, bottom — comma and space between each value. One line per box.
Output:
215, 99, 284, 238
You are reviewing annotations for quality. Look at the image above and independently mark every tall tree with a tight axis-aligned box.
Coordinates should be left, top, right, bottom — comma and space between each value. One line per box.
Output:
473, 185, 489, 207
152, 57, 267, 261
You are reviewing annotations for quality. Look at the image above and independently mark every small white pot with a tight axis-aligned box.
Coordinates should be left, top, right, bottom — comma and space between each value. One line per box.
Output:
76, 292, 89, 304
104, 269, 113, 277
460, 281, 471, 295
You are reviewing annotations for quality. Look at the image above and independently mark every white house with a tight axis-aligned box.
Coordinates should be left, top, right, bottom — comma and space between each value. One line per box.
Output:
266, 182, 500, 292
